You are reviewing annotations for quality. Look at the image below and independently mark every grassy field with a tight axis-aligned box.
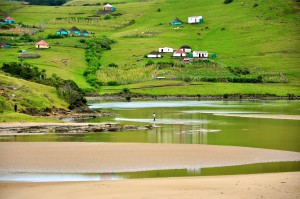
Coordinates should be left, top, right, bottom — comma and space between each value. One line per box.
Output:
99, 80, 300, 96
0, 73, 68, 111
0, 0, 299, 98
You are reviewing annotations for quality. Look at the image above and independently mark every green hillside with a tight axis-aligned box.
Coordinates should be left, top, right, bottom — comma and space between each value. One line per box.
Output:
0, 0, 299, 96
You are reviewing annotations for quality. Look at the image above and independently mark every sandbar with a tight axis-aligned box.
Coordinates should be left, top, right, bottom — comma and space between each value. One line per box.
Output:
0, 172, 299, 199
214, 113, 300, 120
0, 142, 299, 173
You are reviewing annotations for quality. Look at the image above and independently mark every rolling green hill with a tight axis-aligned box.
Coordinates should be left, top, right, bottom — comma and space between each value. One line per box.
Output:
0, 0, 299, 97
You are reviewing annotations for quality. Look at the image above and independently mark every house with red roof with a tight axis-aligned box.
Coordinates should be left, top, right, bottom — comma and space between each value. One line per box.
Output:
35, 40, 50, 49
4, 16, 14, 24
173, 49, 186, 57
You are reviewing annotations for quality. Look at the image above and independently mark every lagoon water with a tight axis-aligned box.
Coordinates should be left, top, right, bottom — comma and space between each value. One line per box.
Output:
1, 100, 299, 182
2, 100, 299, 151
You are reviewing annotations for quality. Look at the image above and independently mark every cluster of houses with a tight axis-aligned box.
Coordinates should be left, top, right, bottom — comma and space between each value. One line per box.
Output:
170, 16, 203, 25
56, 26, 89, 37
0, 16, 15, 25
147, 45, 209, 63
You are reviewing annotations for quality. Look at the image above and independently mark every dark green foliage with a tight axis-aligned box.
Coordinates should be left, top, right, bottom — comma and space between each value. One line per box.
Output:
227, 66, 250, 75
145, 60, 154, 66
84, 36, 115, 87
0, 24, 15, 30
157, 8, 161, 12
223, 94, 229, 99
47, 34, 64, 39
104, 15, 111, 20
56, 80, 86, 109
107, 81, 119, 86
184, 77, 192, 82
25, 0, 67, 6
122, 88, 130, 93
108, 63, 118, 68
125, 96, 131, 102
79, 39, 86, 43
19, 34, 34, 42
1, 62, 86, 109
0, 33, 19, 37
253, 3, 259, 7
1, 62, 41, 80
287, 93, 295, 100
224, 0, 233, 4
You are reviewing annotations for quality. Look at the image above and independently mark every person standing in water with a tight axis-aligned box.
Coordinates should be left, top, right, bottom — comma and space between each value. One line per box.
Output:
152, 113, 156, 121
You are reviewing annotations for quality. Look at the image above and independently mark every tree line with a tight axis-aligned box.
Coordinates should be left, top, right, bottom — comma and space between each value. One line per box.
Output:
25, 0, 67, 6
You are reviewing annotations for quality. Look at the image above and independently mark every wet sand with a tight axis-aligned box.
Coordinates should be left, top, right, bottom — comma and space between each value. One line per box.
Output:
214, 114, 300, 120
0, 142, 299, 173
0, 172, 299, 199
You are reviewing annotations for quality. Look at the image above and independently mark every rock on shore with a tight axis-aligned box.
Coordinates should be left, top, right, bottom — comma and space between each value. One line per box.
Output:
0, 123, 148, 134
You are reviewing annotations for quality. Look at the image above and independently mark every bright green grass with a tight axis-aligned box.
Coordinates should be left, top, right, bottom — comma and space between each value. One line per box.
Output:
0, 111, 62, 123
0, 0, 299, 95
99, 80, 299, 96
0, 73, 68, 111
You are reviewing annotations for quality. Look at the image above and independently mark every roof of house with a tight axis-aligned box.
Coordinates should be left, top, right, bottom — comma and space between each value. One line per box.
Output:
180, 45, 191, 49
5, 16, 14, 20
80, 29, 88, 33
58, 28, 67, 32
69, 26, 80, 31
175, 49, 185, 53
36, 40, 49, 46
104, 3, 113, 7
171, 17, 182, 23
148, 51, 160, 55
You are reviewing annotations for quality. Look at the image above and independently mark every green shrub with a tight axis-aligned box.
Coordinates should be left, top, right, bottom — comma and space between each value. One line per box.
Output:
224, 0, 233, 4
107, 81, 119, 86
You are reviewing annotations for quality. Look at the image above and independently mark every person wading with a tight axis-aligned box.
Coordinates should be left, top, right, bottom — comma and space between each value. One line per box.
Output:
152, 113, 156, 121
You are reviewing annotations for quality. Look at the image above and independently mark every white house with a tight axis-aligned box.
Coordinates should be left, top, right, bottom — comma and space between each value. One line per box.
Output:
158, 47, 174, 53
188, 16, 203, 24
180, 45, 192, 53
193, 51, 208, 59
147, 51, 162, 58
173, 49, 186, 57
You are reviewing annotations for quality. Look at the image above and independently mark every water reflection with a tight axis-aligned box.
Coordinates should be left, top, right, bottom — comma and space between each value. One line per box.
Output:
1, 161, 299, 182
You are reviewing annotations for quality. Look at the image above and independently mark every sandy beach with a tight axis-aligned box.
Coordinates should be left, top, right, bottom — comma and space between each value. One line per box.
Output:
0, 142, 300, 198
0, 172, 299, 199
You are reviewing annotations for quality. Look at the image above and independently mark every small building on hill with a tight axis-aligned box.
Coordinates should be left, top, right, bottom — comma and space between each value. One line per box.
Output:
103, 3, 116, 11
147, 51, 162, 58
180, 45, 192, 53
56, 28, 68, 35
68, 26, 80, 35
170, 17, 183, 25
193, 51, 208, 59
173, 49, 186, 57
80, 30, 89, 37
158, 47, 174, 53
188, 16, 203, 24
4, 16, 14, 24
35, 40, 49, 49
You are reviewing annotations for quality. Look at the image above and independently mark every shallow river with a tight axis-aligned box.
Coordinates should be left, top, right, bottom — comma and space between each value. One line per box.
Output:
1, 100, 299, 181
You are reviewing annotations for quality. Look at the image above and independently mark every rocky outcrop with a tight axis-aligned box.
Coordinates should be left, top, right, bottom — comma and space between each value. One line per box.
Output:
0, 123, 147, 134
